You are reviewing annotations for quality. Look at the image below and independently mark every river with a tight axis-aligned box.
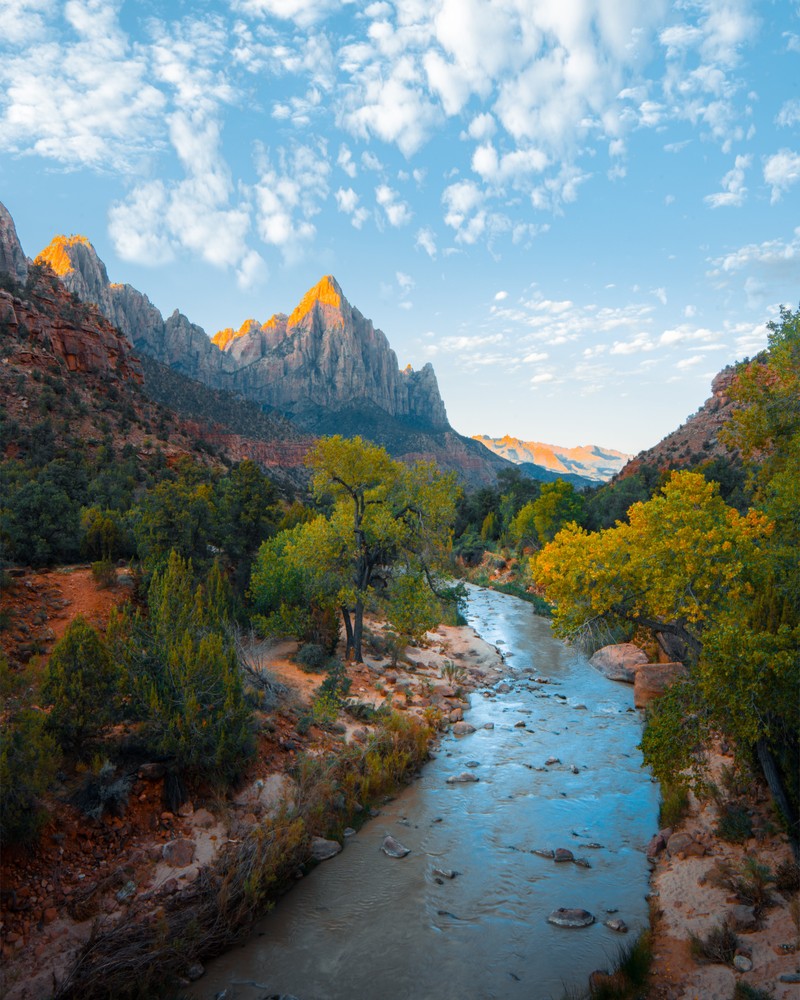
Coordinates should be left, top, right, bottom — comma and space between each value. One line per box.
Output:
192, 586, 659, 1000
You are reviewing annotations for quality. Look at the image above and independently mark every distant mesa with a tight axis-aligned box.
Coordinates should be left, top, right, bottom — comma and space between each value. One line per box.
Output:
474, 434, 630, 483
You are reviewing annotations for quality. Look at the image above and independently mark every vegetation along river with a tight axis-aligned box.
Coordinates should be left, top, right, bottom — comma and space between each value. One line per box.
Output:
193, 586, 660, 1000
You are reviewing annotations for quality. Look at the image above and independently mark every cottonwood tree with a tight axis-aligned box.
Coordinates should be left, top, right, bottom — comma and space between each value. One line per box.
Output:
534, 312, 800, 846
250, 436, 459, 662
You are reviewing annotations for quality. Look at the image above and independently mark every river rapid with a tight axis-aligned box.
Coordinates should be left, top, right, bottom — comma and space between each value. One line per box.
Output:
192, 586, 659, 1000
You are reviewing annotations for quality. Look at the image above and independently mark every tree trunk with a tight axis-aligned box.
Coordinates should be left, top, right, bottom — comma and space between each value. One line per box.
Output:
756, 737, 799, 859
353, 596, 364, 663
341, 606, 354, 662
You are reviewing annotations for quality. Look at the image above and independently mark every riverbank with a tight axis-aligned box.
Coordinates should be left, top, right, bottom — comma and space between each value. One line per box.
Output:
0, 585, 505, 1000
646, 748, 799, 999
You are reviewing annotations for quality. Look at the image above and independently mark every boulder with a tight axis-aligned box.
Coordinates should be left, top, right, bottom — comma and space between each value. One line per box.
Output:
446, 772, 479, 784
589, 643, 649, 683
452, 721, 475, 735
162, 839, 196, 867
381, 835, 410, 858
605, 917, 628, 933
547, 908, 595, 928
727, 905, 757, 931
634, 663, 688, 708
666, 831, 705, 858
310, 837, 342, 862
554, 848, 574, 863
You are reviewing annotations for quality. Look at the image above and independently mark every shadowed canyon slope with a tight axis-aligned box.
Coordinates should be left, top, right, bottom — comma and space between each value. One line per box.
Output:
32, 223, 507, 484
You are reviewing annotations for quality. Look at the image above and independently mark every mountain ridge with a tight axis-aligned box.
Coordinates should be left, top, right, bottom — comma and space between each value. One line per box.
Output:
474, 434, 630, 482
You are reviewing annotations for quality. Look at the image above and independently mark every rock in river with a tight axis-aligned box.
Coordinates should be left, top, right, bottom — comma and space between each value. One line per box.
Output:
310, 837, 342, 862
381, 835, 411, 858
547, 908, 595, 928
446, 772, 480, 784
452, 721, 476, 735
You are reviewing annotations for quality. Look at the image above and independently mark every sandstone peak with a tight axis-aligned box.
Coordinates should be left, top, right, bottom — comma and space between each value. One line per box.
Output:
36, 234, 96, 277
211, 318, 260, 350
287, 275, 344, 327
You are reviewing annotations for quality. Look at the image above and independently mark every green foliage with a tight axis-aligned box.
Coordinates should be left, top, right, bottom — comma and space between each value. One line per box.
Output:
42, 615, 118, 751
507, 500, 538, 548
385, 571, 441, 645
114, 552, 254, 786
91, 558, 117, 588
715, 801, 754, 843
659, 781, 690, 829
250, 435, 459, 663
480, 510, 498, 541
0, 700, 59, 846
531, 479, 584, 543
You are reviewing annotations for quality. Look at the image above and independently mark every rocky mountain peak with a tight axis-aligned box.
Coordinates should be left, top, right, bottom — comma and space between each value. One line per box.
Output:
0, 201, 29, 285
35, 234, 114, 318
287, 274, 344, 328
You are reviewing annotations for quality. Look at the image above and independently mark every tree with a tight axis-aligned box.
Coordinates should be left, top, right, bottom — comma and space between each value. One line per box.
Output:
530, 480, 584, 543
0, 655, 60, 846
42, 616, 118, 751
114, 552, 254, 787
508, 501, 538, 549
250, 436, 458, 662
533, 471, 771, 659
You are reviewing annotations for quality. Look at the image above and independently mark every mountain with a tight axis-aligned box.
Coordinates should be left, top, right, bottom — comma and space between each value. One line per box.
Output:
30, 222, 506, 485
615, 368, 739, 480
35, 238, 449, 430
473, 434, 630, 483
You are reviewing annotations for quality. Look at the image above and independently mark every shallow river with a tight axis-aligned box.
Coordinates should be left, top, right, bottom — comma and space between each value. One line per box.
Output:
193, 586, 659, 1000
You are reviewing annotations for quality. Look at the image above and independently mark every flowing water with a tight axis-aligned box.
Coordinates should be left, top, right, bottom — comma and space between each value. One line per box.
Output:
192, 586, 659, 1000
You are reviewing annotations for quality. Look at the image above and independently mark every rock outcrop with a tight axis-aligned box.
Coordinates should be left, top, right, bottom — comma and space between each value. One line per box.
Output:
33, 238, 450, 433
589, 643, 649, 683
0, 202, 29, 285
616, 368, 740, 480
634, 663, 688, 709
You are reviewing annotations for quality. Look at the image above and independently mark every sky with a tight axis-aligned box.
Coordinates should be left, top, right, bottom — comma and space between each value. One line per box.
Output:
1, 0, 799, 454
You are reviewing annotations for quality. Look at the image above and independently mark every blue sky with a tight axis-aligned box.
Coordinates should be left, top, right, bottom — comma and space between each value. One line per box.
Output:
1, 0, 798, 453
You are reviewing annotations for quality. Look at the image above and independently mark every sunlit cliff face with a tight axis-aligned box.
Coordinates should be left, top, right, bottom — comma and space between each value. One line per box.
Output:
211, 275, 345, 352
286, 275, 343, 328
35, 234, 92, 276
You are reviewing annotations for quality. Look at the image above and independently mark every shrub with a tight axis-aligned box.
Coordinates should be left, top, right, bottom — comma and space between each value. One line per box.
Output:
733, 985, 774, 1000
774, 858, 800, 896
715, 801, 754, 843
689, 922, 739, 964
0, 707, 59, 845
296, 643, 329, 673
659, 782, 690, 829
42, 616, 118, 751
91, 558, 116, 589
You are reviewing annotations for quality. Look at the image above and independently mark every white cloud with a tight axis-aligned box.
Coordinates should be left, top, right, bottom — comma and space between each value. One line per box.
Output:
337, 143, 357, 177
335, 185, 370, 227
709, 229, 800, 276
776, 98, 800, 128
0, 0, 165, 171
494, 290, 508, 301
253, 141, 330, 258
676, 354, 704, 369
396, 270, 414, 292
763, 149, 800, 203
704, 153, 751, 208
231, 0, 340, 29
108, 181, 175, 265
375, 184, 412, 226
237, 249, 268, 290
610, 332, 656, 355
415, 226, 437, 257
531, 372, 555, 384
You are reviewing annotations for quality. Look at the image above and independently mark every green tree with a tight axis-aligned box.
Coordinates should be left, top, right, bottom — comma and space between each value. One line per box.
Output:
115, 552, 253, 786
305, 436, 459, 661
531, 479, 584, 543
508, 500, 538, 549
42, 616, 118, 751
0, 655, 60, 846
